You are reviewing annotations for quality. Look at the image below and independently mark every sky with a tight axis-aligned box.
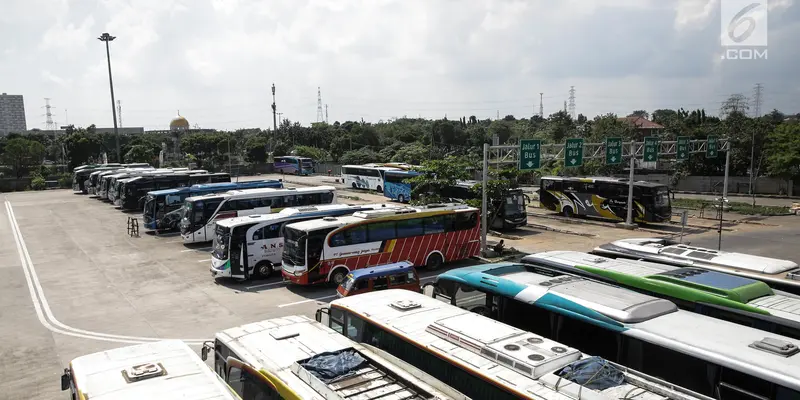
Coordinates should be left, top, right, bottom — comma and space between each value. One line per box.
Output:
1, 0, 798, 131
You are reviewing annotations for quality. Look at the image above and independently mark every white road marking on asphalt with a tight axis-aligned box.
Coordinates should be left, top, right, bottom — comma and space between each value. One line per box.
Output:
166, 239, 186, 243
277, 294, 338, 308
181, 247, 211, 252
197, 258, 212, 263
245, 280, 287, 290
6, 200, 208, 345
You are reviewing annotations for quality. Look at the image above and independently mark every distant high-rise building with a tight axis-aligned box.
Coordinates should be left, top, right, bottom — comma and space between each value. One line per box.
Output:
0, 93, 27, 134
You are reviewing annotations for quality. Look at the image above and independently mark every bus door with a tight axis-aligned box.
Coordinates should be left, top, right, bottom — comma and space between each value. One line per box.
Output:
247, 222, 283, 268
230, 226, 249, 280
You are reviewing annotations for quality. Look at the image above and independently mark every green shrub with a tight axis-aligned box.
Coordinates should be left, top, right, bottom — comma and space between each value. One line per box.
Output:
58, 173, 72, 188
31, 176, 46, 191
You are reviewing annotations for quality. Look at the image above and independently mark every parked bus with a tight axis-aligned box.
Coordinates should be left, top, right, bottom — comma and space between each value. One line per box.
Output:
95, 168, 155, 199
521, 250, 800, 339
105, 168, 187, 202
211, 203, 399, 280
317, 289, 712, 400
424, 263, 800, 398
87, 165, 151, 195
203, 315, 468, 400
61, 340, 240, 399
445, 180, 529, 230
72, 163, 124, 193
594, 237, 800, 295
540, 176, 672, 222
341, 164, 400, 192
118, 173, 218, 210
382, 170, 419, 203
273, 155, 314, 175
143, 180, 283, 231
114, 172, 231, 207
180, 186, 336, 243
281, 203, 480, 286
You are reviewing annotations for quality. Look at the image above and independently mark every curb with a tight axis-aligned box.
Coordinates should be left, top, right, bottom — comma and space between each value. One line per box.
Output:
527, 211, 735, 233
673, 190, 800, 200
523, 222, 596, 237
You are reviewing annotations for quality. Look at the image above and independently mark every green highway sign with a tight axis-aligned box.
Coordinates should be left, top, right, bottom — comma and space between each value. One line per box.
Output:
519, 139, 541, 170
565, 138, 584, 167
677, 136, 690, 161
706, 135, 718, 158
643, 137, 659, 162
605, 137, 622, 165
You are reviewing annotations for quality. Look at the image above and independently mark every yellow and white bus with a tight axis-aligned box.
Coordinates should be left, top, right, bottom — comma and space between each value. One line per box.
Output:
203, 315, 469, 399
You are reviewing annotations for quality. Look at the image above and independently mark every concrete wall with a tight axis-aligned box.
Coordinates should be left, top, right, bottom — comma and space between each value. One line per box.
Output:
625, 173, 793, 195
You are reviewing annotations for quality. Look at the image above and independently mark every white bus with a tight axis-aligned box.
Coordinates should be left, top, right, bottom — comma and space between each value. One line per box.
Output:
426, 263, 800, 399
202, 315, 469, 400
317, 289, 712, 400
341, 165, 401, 192
180, 186, 336, 243
211, 203, 399, 280
61, 339, 240, 399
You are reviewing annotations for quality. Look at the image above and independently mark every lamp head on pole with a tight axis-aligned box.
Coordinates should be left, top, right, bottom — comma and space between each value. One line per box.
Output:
98, 33, 116, 42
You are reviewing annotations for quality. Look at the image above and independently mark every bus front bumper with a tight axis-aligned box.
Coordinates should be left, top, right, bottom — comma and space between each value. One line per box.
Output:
281, 264, 308, 284
210, 258, 231, 278
143, 221, 158, 230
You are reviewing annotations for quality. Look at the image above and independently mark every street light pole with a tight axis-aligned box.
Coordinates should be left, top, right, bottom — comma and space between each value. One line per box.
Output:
98, 32, 120, 163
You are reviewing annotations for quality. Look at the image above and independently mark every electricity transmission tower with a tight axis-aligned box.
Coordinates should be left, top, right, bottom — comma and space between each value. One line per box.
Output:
43, 98, 57, 131
568, 86, 576, 119
316, 87, 324, 123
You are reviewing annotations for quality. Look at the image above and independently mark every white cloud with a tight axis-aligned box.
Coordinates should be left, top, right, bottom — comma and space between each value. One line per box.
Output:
39, 15, 96, 52
674, 0, 718, 30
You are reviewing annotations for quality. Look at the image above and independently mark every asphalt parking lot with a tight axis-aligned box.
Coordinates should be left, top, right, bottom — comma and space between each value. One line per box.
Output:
0, 187, 479, 398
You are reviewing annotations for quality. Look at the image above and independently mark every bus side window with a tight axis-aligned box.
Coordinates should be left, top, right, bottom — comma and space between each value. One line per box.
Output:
264, 223, 281, 239
373, 276, 389, 290
226, 365, 244, 395
423, 216, 446, 234
396, 219, 424, 238
252, 227, 263, 241
321, 191, 334, 203
367, 221, 396, 242
330, 307, 345, 334
454, 284, 489, 315
389, 273, 407, 286
455, 212, 478, 230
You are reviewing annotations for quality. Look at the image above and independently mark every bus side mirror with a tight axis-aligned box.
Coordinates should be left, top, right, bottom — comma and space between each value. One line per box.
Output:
201, 341, 213, 361
61, 369, 71, 391
316, 307, 329, 325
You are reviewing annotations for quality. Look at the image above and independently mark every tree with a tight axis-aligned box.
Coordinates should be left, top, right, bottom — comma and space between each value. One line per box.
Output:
1, 138, 45, 178
408, 157, 472, 203
391, 143, 429, 165
244, 135, 269, 163
340, 148, 382, 165
124, 144, 157, 164
720, 94, 750, 119
765, 122, 800, 179
469, 167, 522, 229
63, 128, 103, 169
292, 145, 327, 161
488, 120, 513, 144
628, 110, 649, 119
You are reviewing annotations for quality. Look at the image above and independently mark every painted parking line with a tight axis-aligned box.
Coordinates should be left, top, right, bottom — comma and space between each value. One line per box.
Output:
278, 294, 338, 308
182, 247, 211, 253
245, 280, 287, 290
197, 258, 212, 263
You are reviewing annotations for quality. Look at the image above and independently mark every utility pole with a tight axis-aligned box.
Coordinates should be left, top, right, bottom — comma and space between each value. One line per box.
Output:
539, 93, 544, 118
98, 32, 120, 162
271, 83, 277, 152
625, 141, 635, 226
117, 100, 122, 128
749, 83, 763, 194
325, 104, 329, 123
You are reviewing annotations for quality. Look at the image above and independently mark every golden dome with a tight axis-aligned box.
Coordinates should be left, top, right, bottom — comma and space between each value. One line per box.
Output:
170, 114, 190, 130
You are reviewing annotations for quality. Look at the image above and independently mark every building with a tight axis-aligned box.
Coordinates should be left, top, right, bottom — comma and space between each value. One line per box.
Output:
618, 116, 665, 139
0, 93, 27, 134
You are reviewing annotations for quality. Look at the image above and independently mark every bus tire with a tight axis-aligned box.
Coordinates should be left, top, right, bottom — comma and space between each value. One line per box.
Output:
254, 261, 272, 279
329, 267, 348, 287
352, 182, 357, 189
562, 206, 574, 218
425, 252, 444, 270
376, 185, 382, 193
397, 194, 405, 203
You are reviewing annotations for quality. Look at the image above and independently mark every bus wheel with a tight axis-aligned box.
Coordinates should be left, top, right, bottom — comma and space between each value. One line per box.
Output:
352, 183, 357, 189
397, 194, 405, 203
425, 253, 444, 270
562, 206, 574, 218
254, 261, 272, 279
376, 185, 382, 193
329, 268, 348, 287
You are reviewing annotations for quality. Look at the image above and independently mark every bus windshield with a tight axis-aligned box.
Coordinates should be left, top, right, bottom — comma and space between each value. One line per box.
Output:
283, 227, 306, 265
213, 225, 230, 260
653, 187, 670, 207
301, 159, 313, 168
143, 195, 156, 218
503, 192, 526, 218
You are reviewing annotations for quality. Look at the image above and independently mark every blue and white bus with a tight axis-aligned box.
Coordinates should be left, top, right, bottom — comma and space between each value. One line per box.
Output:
382, 170, 419, 203
424, 263, 800, 399
143, 180, 282, 231
274, 156, 314, 175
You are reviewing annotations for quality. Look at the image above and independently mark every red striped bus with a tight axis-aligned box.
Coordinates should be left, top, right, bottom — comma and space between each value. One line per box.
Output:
281, 204, 480, 286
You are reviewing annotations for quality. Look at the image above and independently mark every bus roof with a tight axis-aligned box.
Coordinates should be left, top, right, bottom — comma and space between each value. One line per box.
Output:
68, 340, 238, 399
284, 203, 476, 232
342, 164, 401, 171
184, 185, 335, 203
215, 203, 398, 229
437, 263, 800, 390
523, 251, 775, 304
330, 290, 711, 400
348, 261, 414, 280
541, 176, 666, 188
146, 180, 282, 197
216, 315, 466, 400
384, 170, 420, 176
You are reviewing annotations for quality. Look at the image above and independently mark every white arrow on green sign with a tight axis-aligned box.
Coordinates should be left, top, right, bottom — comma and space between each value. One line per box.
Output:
519, 139, 541, 171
